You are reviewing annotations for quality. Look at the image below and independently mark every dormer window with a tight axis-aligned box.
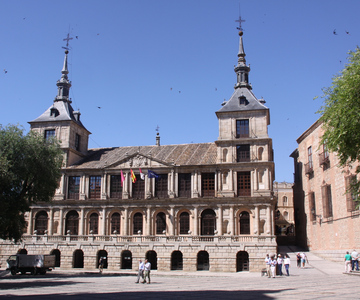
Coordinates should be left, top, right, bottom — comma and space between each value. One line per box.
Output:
50, 107, 59, 117
239, 96, 249, 106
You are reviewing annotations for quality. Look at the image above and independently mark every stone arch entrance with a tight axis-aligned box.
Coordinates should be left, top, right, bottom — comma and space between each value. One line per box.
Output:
50, 249, 61, 267
146, 250, 157, 270
97, 250, 108, 269
236, 251, 249, 271
121, 250, 132, 269
197, 251, 209, 271
171, 251, 183, 270
73, 249, 84, 268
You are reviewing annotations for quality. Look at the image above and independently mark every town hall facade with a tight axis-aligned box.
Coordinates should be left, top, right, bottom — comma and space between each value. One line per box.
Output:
0, 28, 276, 272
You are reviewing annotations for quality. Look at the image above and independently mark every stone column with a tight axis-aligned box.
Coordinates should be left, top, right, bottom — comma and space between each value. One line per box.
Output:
146, 207, 151, 235
266, 205, 271, 235
170, 206, 175, 235
49, 208, 54, 235
28, 210, 33, 235
59, 208, 63, 235
217, 206, 223, 235
102, 207, 106, 235
101, 173, 107, 200
79, 207, 85, 235
193, 207, 198, 235
254, 205, 259, 235
229, 206, 234, 235
123, 207, 128, 235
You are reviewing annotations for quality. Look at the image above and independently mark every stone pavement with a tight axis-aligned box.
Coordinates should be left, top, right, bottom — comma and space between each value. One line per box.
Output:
0, 248, 359, 299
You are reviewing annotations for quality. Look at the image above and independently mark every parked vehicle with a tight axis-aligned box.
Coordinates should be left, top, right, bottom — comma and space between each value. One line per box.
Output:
6, 254, 56, 275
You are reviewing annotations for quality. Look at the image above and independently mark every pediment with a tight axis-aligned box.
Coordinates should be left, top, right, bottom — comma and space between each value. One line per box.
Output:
105, 153, 172, 170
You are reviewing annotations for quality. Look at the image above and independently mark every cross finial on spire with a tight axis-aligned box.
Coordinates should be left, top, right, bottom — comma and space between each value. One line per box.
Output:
235, 15, 246, 31
62, 32, 73, 50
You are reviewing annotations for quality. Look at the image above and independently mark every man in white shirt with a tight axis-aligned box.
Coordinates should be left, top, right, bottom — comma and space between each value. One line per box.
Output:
135, 259, 144, 283
143, 259, 151, 284
264, 254, 271, 278
351, 250, 359, 271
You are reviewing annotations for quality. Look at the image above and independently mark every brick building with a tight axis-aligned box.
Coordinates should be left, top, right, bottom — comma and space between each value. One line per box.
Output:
291, 119, 360, 261
0, 28, 276, 272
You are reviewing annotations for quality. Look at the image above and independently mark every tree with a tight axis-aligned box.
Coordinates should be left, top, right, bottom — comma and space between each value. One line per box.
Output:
0, 124, 63, 241
317, 47, 360, 202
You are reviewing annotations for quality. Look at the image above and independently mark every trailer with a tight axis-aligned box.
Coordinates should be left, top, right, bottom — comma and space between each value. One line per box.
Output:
6, 254, 56, 275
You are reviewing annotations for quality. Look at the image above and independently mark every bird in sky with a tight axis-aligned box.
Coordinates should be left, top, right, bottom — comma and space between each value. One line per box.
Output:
345, 30, 350, 35
3, 69, 7, 74
333, 29, 337, 35
97, 106, 101, 109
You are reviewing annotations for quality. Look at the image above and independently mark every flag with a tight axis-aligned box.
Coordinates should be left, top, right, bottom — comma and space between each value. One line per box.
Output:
139, 168, 145, 180
148, 170, 159, 179
130, 169, 136, 183
120, 170, 125, 187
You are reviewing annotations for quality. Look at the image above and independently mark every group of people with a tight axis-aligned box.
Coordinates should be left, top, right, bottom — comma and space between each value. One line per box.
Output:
135, 259, 152, 284
265, 253, 291, 278
344, 249, 359, 273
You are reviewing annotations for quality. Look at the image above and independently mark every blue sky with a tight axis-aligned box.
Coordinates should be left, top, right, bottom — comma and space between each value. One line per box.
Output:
1, 0, 360, 183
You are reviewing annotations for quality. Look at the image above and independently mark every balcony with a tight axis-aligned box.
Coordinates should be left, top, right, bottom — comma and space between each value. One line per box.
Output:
304, 162, 314, 175
17, 234, 276, 245
319, 152, 330, 166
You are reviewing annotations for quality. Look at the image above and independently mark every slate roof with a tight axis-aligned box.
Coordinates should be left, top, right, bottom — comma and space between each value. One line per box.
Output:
28, 101, 89, 132
216, 87, 268, 113
67, 142, 218, 170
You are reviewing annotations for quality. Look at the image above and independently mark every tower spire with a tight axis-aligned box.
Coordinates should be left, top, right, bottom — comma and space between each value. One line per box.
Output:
234, 15, 251, 90
55, 33, 73, 103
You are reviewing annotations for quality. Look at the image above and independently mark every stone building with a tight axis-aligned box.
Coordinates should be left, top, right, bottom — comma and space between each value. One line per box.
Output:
0, 28, 276, 272
291, 119, 360, 261
273, 182, 295, 236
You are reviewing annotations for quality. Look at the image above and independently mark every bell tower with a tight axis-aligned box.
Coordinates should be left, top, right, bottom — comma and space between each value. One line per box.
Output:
29, 38, 91, 167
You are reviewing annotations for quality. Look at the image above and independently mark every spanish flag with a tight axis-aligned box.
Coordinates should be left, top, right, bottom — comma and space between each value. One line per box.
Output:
130, 169, 136, 183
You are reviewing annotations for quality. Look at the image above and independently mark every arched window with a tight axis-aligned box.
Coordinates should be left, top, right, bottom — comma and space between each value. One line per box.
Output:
65, 210, 79, 235
111, 212, 120, 234
89, 213, 99, 234
133, 212, 143, 234
156, 212, 166, 234
35, 211, 48, 235
283, 196, 288, 206
201, 209, 216, 235
179, 212, 190, 234
239, 211, 250, 234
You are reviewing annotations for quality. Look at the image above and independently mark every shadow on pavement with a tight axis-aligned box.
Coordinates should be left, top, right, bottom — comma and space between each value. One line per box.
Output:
0, 289, 294, 300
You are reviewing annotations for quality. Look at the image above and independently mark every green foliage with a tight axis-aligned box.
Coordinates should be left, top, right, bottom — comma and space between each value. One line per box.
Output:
317, 47, 360, 204
0, 124, 63, 241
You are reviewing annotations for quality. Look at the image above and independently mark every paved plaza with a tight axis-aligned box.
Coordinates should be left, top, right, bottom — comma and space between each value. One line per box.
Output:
0, 250, 359, 299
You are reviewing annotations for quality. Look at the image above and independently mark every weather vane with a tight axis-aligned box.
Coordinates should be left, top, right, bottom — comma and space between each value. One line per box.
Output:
155, 125, 160, 133
62, 32, 73, 51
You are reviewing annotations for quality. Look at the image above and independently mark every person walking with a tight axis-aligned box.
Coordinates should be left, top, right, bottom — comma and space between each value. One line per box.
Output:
345, 251, 352, 273
284, 254, 291, 276
300, 252, 308, 268
135, 259, 144, 283
351, 249, 359, 271
143, 259, 151, 284
277, 254, 283, 276
98, 257, 104, 274
265, 254, 271, 278
270, 255, 277, 278
296, 253, 301, 268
